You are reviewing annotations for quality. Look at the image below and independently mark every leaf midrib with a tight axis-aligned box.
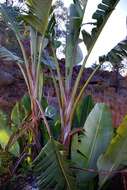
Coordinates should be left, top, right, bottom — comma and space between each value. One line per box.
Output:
87, 107, 103, 167
100, 136, 127, 187
53, 140, 73, 190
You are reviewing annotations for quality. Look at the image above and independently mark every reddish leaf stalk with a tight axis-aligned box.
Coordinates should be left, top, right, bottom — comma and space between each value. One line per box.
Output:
71, 166, 127, 175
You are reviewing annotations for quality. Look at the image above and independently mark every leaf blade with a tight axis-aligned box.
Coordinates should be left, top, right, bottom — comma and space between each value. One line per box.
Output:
97, 115, 127, 188
32, 138, 77, 190
23, 0, 53, 35
71, 103, 113, 184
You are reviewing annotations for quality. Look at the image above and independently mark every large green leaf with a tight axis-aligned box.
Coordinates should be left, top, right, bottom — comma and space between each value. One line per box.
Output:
74, 0, 88, 17
0, 111, 20, 156
97, 115, 127, 189
71, 103, 113, 184
11, 102, 26, 126
0, 46, 22, 63
11, 95, 31, 126
99, 38, 127, 66
82, 0, 120, 51
32, 138, 77, 190
46, 12, 56, 37
65, 0, 88, 89
65, 4, 82, 68
23, 0, 52, 35
74, 95, 94, 128
82, 30, 92, 51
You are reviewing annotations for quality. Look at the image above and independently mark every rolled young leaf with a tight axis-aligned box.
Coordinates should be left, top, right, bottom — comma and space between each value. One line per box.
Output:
65, 0, 88, 90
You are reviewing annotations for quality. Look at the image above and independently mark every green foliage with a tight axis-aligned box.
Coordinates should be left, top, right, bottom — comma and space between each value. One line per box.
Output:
71, 103, 113, 186
32, 138, 77, 190
23, 0, 53, 35
0, 111, 20, 156
82, 30, 92, 51
0, 150, 13, 174
41, 105, 61, 143
97, 115, 127, 189
38, 71, 44, 102
45, 105, 57, 120
82, 0, 120, 52
11, 102, 26, 127
100, 38, 127, 68
0, 3, 22, 38
21, 94, 31, 113
41, 96, 48, 110
11, 95, 31, 126
65, 0, 88, 88
74, 95, 94, 128
46, 12, 56, 37
0, 46, 22, 62
66, 4, 82, 69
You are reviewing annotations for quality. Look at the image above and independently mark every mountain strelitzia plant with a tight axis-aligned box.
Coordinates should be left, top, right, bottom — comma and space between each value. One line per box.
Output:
1, 0, 127, 189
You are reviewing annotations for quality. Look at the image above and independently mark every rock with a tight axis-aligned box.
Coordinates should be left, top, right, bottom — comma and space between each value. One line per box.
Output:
0, 70, 14, 86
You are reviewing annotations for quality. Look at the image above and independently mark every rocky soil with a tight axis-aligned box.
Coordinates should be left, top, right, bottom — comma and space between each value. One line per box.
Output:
0, 59, 26, 114
0, 58, 127, 127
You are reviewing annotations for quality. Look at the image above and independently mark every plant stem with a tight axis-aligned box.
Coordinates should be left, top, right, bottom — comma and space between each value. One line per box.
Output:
51, 46, 66, 107
71, 166, 127, 175
123, 174, 127, 190
30, 27, 37, 81
17, 62, 31, 95
11, 152, 29, 175
16, 35, 34, 95
34, 36, 44, 100
50, 68, 64, 129
70, 64, 100, 125
5, 127, 28, 152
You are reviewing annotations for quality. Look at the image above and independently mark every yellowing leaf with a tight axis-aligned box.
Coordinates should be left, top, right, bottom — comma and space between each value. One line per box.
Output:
97, 115, 127, 189
0, 111, 20, 156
